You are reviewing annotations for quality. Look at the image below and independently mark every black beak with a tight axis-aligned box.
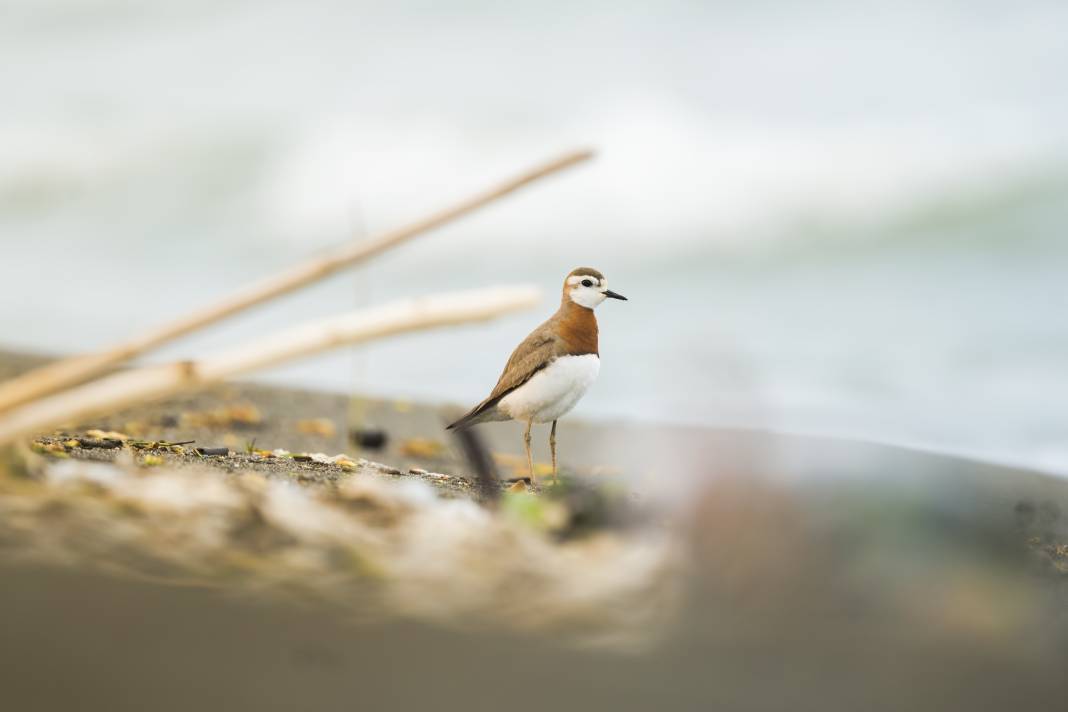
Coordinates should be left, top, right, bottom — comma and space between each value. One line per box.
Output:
603, 289, 627, 301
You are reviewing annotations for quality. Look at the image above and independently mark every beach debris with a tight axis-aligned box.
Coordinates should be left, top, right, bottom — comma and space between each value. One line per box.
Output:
31, 441, 69, 458
29, 433, 194, 459
399, 437, 445, 459
303, 452, 360, 470
86, 429, 130, 441
296, 418, 337, 438
129, 439, 194, 451
22, 435, 484, 500
0, 287, 543, 447
365, 460, 402, 475
77, 438, 124, 449
254, 449, 361, 471
350, 427, 388, 450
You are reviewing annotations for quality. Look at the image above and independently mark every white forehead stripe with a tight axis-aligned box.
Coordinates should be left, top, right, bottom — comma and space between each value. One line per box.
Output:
567, 275, 602, 286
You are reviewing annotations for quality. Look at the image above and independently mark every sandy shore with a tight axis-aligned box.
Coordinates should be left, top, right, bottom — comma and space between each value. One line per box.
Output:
7, 347, 1064, 493
5, 345, 1068, 517
0, 348, 656, 488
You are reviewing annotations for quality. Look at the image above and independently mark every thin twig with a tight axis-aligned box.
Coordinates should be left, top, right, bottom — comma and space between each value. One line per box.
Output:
0, 150, 593, 413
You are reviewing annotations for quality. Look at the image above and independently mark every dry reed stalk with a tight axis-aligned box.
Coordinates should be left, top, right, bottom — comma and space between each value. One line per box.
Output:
0, 150, 592, 413
0, 286, 540, 447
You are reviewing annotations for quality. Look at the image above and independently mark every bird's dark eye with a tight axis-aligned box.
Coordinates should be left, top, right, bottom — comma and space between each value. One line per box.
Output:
581, 279, 593, 287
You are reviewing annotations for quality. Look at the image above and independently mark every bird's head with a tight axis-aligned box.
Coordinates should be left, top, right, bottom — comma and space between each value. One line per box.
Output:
563, 267, 627, 309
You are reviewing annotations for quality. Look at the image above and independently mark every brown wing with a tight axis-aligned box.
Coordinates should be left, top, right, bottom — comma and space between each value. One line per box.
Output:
446, 322, 562, 429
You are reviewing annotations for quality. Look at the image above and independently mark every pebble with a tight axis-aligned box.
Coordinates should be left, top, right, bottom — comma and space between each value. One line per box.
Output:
350, 428, 388, 450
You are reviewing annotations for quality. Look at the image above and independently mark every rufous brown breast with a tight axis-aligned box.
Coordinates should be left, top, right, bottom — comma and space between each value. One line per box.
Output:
554, 299, 599, 357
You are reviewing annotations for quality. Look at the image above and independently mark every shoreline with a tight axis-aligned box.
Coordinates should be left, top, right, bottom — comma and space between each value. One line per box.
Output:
1, 346, 1063, 492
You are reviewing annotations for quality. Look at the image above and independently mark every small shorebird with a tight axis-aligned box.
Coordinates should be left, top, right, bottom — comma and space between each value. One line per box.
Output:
447, 267, 626, 484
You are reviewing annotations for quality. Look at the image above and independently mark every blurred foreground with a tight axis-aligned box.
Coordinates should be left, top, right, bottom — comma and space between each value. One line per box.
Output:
2, 351, 1068, 710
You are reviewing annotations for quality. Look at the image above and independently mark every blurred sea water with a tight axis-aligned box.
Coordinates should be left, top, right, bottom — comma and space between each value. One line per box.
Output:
1, 0, 1067, 473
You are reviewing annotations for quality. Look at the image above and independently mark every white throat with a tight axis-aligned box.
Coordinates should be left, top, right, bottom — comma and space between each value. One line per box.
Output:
569, 290, 604, 309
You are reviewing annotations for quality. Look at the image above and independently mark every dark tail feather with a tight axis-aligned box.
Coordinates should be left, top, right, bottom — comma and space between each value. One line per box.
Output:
446, 409, 479, 430
445, 396, 502, 431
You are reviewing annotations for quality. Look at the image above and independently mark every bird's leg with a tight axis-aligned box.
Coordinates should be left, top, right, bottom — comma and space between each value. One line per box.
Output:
550, 419, 558, 484
524, 418, 535, 486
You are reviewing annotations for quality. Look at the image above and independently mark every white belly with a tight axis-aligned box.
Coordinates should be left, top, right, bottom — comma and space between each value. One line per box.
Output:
498, 354, 600, 423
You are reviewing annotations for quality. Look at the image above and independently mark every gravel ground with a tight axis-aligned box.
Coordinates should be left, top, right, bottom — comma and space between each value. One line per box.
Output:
2, 349, 536, 495
30, 433, 490, 497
